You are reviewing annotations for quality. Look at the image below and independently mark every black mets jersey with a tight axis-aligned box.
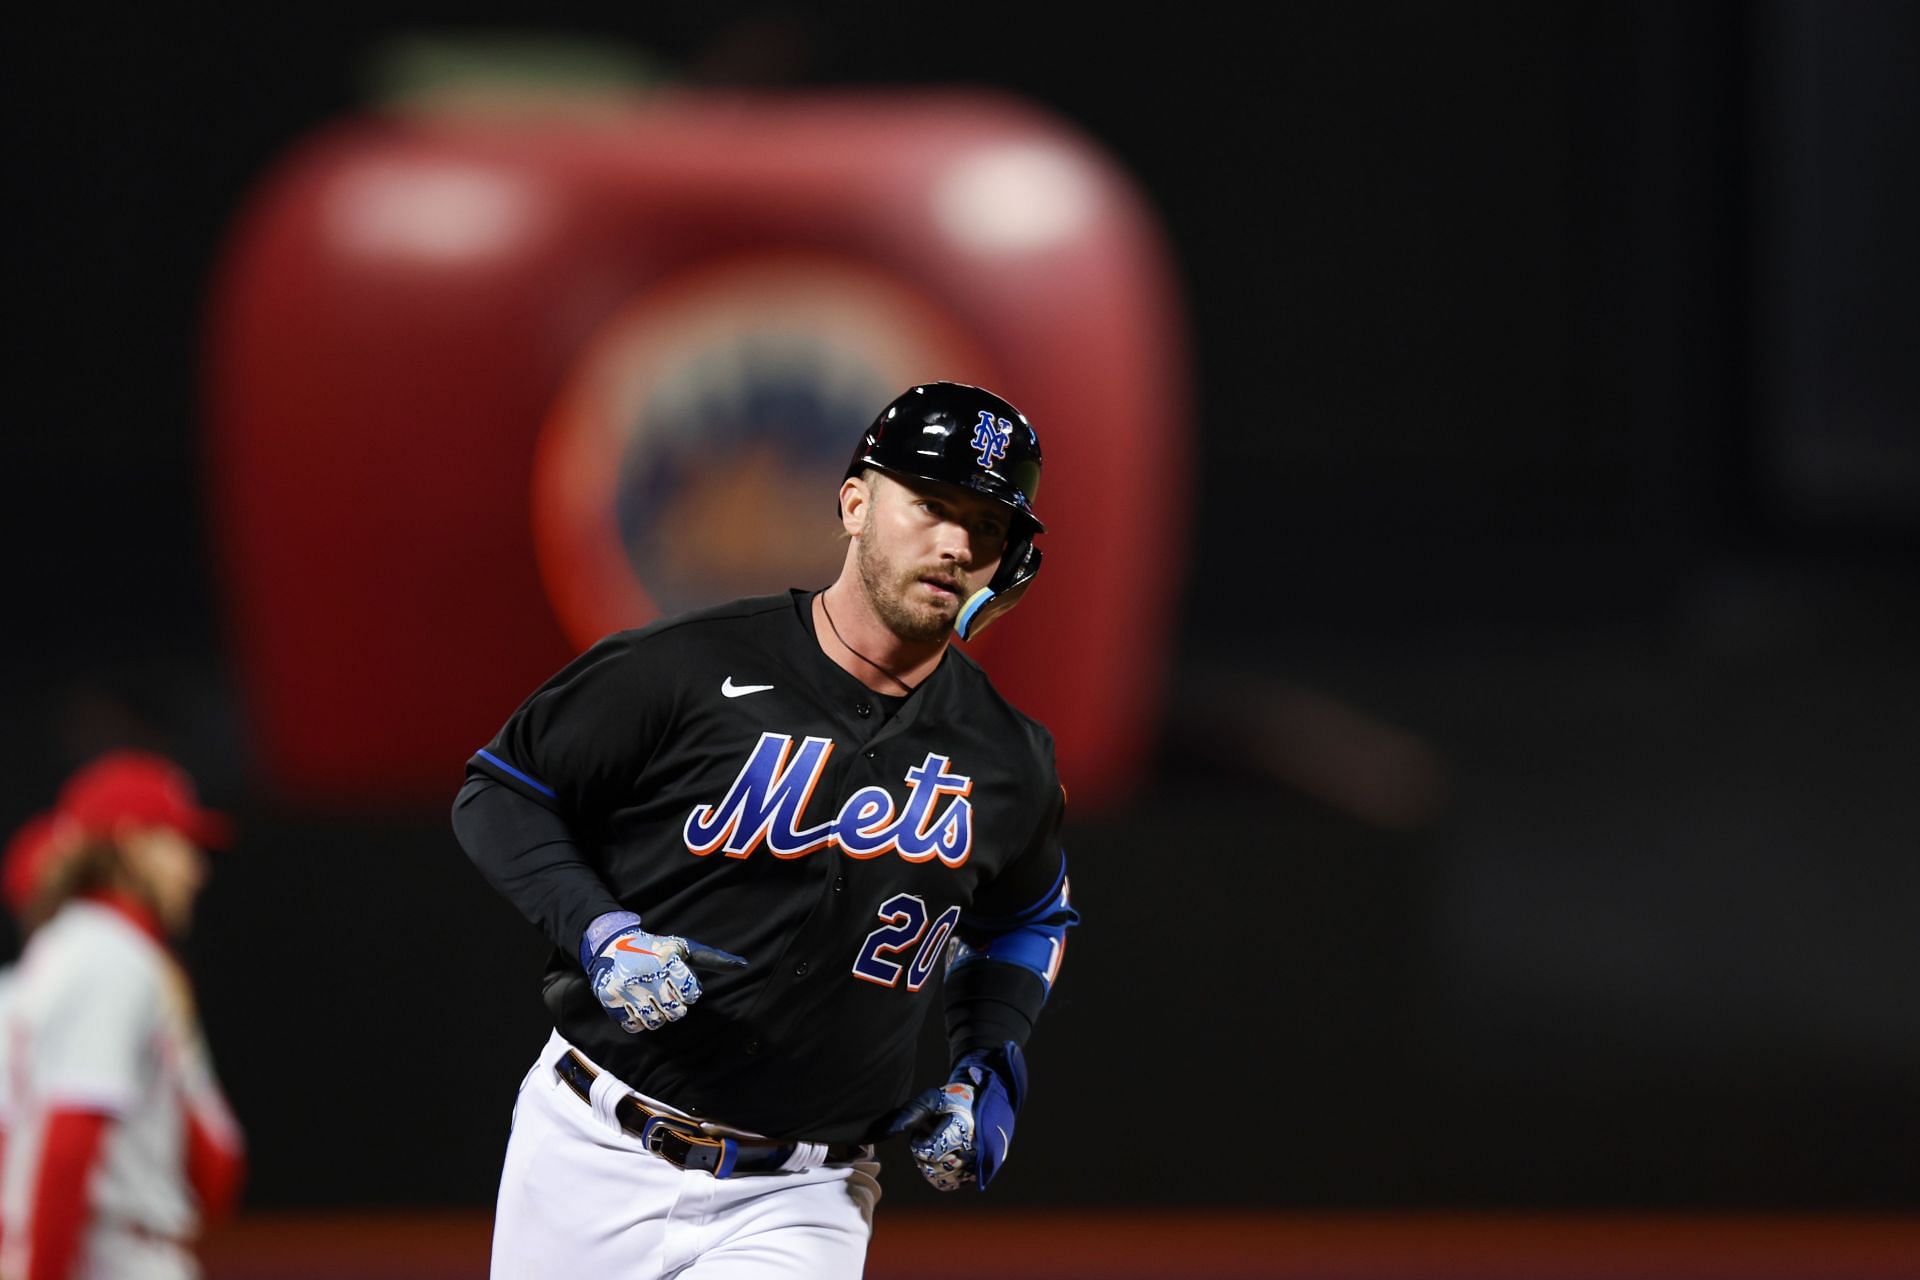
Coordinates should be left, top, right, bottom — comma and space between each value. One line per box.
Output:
462, 590, 1067, 1142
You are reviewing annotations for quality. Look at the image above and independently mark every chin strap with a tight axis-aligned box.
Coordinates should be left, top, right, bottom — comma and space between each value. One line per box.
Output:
955, 541, 1042, 640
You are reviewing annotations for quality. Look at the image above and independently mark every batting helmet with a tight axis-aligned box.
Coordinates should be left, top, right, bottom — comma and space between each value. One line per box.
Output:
844, 382, 1046, 638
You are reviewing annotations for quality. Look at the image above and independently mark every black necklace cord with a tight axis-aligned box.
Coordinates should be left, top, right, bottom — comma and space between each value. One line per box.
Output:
818, 591, 918, 694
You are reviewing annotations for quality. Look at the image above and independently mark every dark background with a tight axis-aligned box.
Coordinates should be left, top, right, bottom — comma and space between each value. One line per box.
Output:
4, 2, 1917, 1215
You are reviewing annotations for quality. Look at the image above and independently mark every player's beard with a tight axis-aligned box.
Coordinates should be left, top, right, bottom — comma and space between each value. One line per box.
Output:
856, 518, 963, 645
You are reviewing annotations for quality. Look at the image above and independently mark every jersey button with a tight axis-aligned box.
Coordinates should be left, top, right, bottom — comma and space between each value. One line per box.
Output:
833, 874, 847, 892
855, 701, 872, 717
793, 960, 810, 976
864, 749, 876, 759
744, 1039, 761, 1056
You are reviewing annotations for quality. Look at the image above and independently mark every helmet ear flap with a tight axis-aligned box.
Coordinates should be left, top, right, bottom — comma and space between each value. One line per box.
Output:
954, 541, 1042, 640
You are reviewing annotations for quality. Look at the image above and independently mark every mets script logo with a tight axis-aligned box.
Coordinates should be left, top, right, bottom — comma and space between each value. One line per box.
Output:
684, 733, 972, 866
971, 410, 1012, 469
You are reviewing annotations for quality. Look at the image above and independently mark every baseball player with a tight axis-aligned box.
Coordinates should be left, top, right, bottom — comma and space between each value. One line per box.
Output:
453, 382, 1079, 1278
0, 751, 246, 1280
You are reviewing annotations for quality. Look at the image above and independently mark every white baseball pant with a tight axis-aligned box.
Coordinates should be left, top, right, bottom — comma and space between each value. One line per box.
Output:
490, 1032, 882, 1280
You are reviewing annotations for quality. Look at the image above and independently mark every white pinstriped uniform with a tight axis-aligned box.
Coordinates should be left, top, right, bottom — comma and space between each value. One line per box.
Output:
0, 901, 241, 1279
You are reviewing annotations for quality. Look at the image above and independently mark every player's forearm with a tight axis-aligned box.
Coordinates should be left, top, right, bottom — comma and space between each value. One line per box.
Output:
27, 1109, 109, 1280
451, 776, 626, 955
944, 861, 1076, 1060
944, 955, 1048, 1059
186, 1109, 247, 1225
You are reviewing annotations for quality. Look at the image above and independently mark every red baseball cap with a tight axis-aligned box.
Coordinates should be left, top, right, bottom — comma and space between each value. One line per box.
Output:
57, 750, 234, 849
2, 811, 82, 918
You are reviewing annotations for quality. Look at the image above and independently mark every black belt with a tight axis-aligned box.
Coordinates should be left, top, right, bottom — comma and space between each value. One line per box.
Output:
554, 1050, 869, 1177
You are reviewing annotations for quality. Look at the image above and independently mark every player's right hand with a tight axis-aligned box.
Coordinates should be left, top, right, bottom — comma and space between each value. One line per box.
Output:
587, 922, 748, 1033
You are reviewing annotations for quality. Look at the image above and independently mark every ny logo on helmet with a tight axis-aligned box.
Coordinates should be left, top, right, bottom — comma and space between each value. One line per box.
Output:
971, 410, 1012, 469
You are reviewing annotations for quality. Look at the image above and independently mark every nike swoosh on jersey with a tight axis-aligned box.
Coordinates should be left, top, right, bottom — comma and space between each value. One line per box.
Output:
721, 677, 776, 698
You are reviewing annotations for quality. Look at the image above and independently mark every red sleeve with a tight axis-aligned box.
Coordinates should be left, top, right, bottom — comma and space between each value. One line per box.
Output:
185, 1109, 246, 1225
28, 1109, 110, 1280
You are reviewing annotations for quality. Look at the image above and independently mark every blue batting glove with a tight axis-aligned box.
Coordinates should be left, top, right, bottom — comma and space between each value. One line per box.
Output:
886, 1041, 1027, 1191
581, 911, 747, 1034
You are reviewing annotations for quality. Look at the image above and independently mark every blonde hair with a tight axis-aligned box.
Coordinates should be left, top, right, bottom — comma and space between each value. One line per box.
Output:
22, 836, 119, 933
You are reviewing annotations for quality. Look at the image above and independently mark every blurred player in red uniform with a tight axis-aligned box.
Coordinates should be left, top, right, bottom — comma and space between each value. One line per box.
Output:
0, 752, 245, 1280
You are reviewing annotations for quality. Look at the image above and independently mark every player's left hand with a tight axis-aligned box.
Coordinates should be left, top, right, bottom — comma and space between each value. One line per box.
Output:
886, 1041, 1027, 1191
